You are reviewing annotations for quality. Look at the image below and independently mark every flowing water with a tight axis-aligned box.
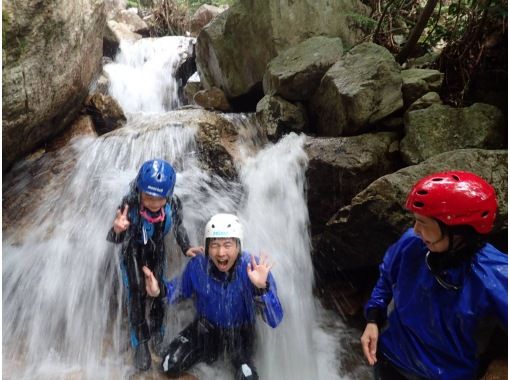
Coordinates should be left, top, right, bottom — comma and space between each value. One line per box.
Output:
3, 36, 368, 380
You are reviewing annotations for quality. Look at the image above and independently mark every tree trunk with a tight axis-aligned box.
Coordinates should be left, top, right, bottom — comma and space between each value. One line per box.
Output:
396, 0, 440, 64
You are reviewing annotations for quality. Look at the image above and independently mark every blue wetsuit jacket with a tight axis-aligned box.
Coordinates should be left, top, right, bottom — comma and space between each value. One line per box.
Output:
365, 228, 508, 380
164, 251, 284, 328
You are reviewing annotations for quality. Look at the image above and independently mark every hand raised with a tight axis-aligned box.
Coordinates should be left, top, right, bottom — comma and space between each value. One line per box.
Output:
247, 253, 273, 289
113, 204, 130, 234
185, 246, 205, 257
142, 266, 160, 297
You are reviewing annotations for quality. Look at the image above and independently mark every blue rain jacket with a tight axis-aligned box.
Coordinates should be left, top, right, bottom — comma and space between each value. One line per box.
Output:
164, 251, 284, 328
365, 228, 508, 380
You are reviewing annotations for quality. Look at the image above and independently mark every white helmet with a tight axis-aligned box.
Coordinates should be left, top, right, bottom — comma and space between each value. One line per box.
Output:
204, 213, 243, 246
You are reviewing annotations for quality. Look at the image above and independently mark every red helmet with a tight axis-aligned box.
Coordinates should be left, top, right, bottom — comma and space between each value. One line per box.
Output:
405, 171, 497, 234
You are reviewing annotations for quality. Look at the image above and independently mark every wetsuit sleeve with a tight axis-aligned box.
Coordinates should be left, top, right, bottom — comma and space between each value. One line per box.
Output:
106, 227, 125, 243
485, 252, 508, 329
171, 196, 191, 255
364, 233, 406, 326
164, 260, 195, 304
253, 272, 284, 328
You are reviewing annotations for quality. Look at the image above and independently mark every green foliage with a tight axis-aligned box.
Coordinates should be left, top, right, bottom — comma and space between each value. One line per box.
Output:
134, 0, 236, 36
422, 0, 508, 46
179, 0, 235, 13
345, 12, 378, 32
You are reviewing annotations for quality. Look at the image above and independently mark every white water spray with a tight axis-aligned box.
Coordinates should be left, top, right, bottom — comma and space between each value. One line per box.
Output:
3, 36, 364, 380
104, 36, 194, 114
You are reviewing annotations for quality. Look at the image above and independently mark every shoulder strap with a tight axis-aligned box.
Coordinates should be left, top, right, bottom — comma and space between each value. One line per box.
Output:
163, 203, 173, 235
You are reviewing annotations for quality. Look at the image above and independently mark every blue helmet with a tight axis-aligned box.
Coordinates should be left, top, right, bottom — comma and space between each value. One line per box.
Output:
136, 159, 176, 198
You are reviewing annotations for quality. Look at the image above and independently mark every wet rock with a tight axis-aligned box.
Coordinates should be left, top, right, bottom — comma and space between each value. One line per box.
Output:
310, 43, 403, 137
184, 72, 203, 105
195, 118, 238, 180
401, 103, 505, 165
263, 36, 344, 101
193, 87, 232, 112
2, 0, 105, 173
315, 149, 507, 273
114, 8, 149, 36
407, 91, 442, 112
190, 4, 223, 37
46, 115, 97, 152
195, 0, 368, 99
84, 93, 127, 135
175, 39, 197, 105
305, 132, 401, 235
401, 68, 443, 107
255, 95, 308, 140
104, 19, 143, 58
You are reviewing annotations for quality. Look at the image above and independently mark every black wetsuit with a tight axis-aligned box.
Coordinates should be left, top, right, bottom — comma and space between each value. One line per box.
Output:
107, 188, 190, 348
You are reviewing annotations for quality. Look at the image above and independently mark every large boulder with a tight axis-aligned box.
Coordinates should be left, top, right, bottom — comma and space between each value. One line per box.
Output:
407, 91, 442, 112
190, 4, 224, 37
263, 36, 344, 101
2, 0, 105, 173
103, 19, 143, 58
310, 42, 403, 136
305, 132, 401, 234
401, 68, 443, 107
315, 149, 508, 274
255, 95, 308, 140
84, 93, 127, 135
193, 87, 232, 112
401, 103, 505, 165
195, 0, 368, 99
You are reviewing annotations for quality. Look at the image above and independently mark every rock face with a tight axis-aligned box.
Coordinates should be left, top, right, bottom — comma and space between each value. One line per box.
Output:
401, 68, 443, 107
316, 149, 508, 273
401, 103, 505, 165
84, 93, 127, 135
310, 43, 403, 136
263, 36, 344, 101
193, 87, 232, 112
195, 0, 368, 99
190, 4, 223, 37
305, 132, 401, 233
407, 91, 442, 112
256, 95, 308, 140
2, 0, 105, 173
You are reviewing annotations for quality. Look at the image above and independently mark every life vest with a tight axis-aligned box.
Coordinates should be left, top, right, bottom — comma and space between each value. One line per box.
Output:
128, 202, 173, 245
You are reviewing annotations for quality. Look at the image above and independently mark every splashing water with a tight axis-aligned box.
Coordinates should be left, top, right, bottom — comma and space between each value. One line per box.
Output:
3, 36, 364, 380
104, 36, 195, 114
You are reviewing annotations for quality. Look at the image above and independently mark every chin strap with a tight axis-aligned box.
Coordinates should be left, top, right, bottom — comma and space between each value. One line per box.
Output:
425, 251, 462, 291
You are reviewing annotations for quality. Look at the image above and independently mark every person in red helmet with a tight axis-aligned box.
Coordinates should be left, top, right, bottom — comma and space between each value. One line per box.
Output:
360, 171, 507, 380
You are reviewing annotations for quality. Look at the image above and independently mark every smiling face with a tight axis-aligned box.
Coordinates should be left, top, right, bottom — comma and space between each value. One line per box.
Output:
140, 192, 166, 212
413, 213, 450, 252
208, 238, 240, 272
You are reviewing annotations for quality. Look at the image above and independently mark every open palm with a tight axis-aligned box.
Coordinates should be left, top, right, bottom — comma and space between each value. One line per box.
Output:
247, 253, 273, 289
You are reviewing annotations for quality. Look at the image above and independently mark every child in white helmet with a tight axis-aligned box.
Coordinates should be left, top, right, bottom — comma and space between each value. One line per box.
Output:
142, 213, 284, 380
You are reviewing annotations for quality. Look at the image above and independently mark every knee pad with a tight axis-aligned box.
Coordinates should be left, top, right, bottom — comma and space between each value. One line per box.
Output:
161, 335, 196, 376
235, 363, 258, 380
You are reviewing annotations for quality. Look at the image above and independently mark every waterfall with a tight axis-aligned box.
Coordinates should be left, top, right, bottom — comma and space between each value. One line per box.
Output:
3, 36, 361, 380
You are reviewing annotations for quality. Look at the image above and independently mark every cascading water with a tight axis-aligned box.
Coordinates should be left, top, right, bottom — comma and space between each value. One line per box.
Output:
3, 36, 366, 379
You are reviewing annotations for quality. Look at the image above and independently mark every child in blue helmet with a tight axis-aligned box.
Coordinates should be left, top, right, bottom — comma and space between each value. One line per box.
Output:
107, 159, 202, 371
142, 213, 284, 380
